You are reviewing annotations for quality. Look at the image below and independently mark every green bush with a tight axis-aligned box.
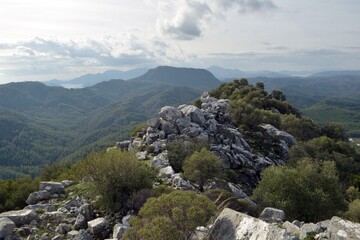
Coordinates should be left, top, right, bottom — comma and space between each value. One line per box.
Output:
280, 114, 321, 141
182, 148, 222, 191
166, 138, 208, 173
343, 199, 360, 222
252, 159, 346, 222
78, 149, 155, 211
130, 123, 148, 137
123, 191, 216, 240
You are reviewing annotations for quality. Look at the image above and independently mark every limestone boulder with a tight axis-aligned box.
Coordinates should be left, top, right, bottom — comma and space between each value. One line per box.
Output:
180, 105, 206, 125
321, 216, 360, 240
87, 218, 110, 238
0, 209, 37, 227
206, 208, 297, 240
39, 182, 65, 195
26, 190, 52, 205
159, 106, 182, 122
0, 217, 15, 239
259, 207, 285, 223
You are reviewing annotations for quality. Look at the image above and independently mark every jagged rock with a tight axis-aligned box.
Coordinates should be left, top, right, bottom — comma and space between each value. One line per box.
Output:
136, 151, 147, 160
26, 190, 52, 205
206, 208, 297, 240
227, 183, 248, 199
122, 214, 131, 227
259, 207, 285, 223
321, 216, 360, 240
0, 209, 37, 227
73, 230, 93, 240
67, 230, 79, 238
260, 124, 296, 146
61, 180, 75, 188
74, 204, 95, 230
40, 211, 66, 225
25, 204, 55, 212
51, 235, 62, 240
159, 106, 182, 122
113, 223, 127, 239
55, 223, 71, 235
0, 217, 15, 239
39, 182, 65, 195
283, 221, 300, 236
171, 174, 195, 190
151, 153, 169, 168
180, 105, 206, 125
299, 223, 321, 239
117, 140, 131, 150
158, 166, 175, 178
87, 218, 110, 238
292, 220, 304, 228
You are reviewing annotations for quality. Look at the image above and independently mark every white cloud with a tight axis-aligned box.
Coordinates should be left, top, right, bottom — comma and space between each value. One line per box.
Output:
155, 0, 276, 40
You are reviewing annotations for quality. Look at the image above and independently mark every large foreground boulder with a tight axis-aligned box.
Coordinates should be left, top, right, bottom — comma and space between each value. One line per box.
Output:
0, 217, 15, 239
87, 218, 110, 238
206, 208, 297, 240
0, 210, 37, 227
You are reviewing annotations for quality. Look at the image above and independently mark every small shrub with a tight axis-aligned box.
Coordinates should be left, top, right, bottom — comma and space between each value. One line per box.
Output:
123, 191, 216, 240
182, 148, 222, 191
343, 199, 360, 222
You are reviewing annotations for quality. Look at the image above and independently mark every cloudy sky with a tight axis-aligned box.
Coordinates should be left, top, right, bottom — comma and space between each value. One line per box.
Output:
0, 0, 359, 83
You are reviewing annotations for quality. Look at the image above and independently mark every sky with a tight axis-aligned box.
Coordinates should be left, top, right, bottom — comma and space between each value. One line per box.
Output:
0, 0, 359, 83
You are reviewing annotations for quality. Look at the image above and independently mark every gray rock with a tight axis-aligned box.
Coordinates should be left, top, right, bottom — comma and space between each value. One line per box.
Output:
0, 209, 38, 227
67, 230, 79, 238
0, 217, 15, 239
171, 174, 195, 190
158, 166, 175, 178
113, 223, 127, 239
61, 180, 75, 188
40, 211, 66, 225
26, 190, 52, 205
74, 214, 86, 230
159, 106, 182, 122
259, 207, 285, 223
73, 230, 93, 240
207, 208, 297, 240
51, 235, 62, 240
283, 221, 300, 236
117, 140, 131, 150
260, 124, 297, 146
122, 214, 131, 227
136, 151, 147, 160
292, 220, 303, 228
55, 223, 71, 235
41, 233, 50, 240
24, 204, 55, 212
87, 218, 110, 238
151, 153, 169, 169
74, 204, 95, 230
299, 223, 321, 239
322, 216, 360, 240
180, 105, 206, 125
39, 182, 65, 195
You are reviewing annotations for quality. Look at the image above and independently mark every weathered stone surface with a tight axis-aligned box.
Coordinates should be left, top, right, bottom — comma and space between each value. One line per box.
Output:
74, 204, 95, 230
39, 182, 65, 195
171, 174, 195, 190
73, 229, 93, 240
0, 209, 37, 227
180, 105, 206, 125
260, 124, 296, 146
136, 151, 147, 160
26, 190, 52, 205
259, 207, 285, 223
283, 221, 300, 236
24, 204, 55, 212
158, 166, 175, 178
159, 106, 182, 122
0, 217, 15, 239
40, 211, 66, 225
61, 180, 75, 188
206, 208, 297, 240
151, 153, 169, 168
299, 223, 321, 239
87, 218, 110, 238
117, 140, 131, 150
55, 223, 71, 235
321, 216, 360, 240
113, 223, 127, 239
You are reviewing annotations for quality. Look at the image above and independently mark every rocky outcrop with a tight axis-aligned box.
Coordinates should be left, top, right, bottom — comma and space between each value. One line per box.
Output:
125, 92, 295, 196
0, 217, 15, 239
26, 190, 52, 205
0, 210, 37, 227
206, 208, 297, 240
39, 182, 65, 195
317, 216, 360, 240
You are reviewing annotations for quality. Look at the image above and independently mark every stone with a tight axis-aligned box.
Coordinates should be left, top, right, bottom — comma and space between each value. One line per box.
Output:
136, 151, 147, 160
323, 216, 360, 240
0, 209, 37, 227
67, 230, 79, 238
41, 232, 51, 240
158, 166, 175, 178
0, 217, 15, 239
180, 105, 206, 125
51, 235, 62, 240
117, 140, 131, 150
87, 218, 110, 238
171, 174, 195, 190
113, 223, 127, 239
260, 124, 296, 146
151, 154, 169, 169
259, 207, 285, 223
55, 223, 71, 235
283, 221, 300, 236
40, 211, 66, 224
207, 208, 297, 240
299, 223, 321, 239
122, 214, 131, 227
159, 106, 182, 122
39, 182, 65, 195
26, 190, 52, 205
292, 220, 303, 228
74, 204, 95, 230
73, 230, 93, 240
24, 204, 55, 212
61, 180, 75, 188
